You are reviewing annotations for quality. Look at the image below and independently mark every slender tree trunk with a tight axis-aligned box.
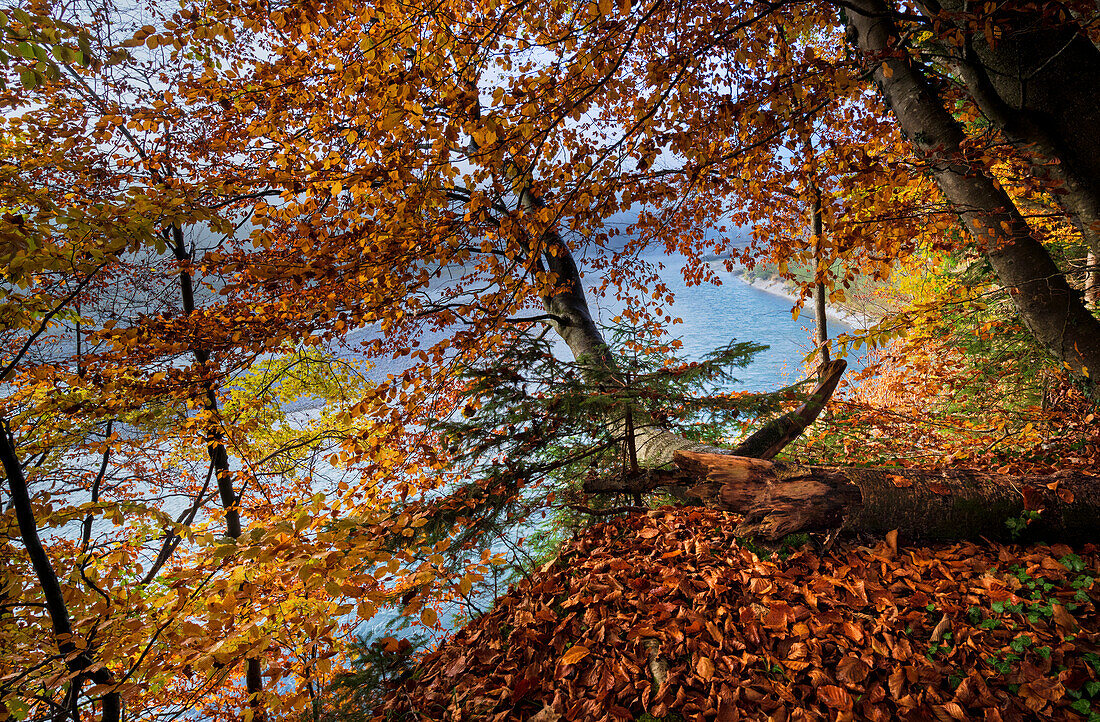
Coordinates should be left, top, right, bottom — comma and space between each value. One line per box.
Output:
1087, 251, 1099, 308
169, 226, 242, 538
846, 0, 1100, 384
1, 419, 121, 722
168, 225, 263, 721
810, 186, 830, 369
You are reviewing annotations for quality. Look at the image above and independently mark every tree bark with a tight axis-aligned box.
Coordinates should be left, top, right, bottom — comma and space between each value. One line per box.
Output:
846, 0, 1100, 385
725, 359, 846, 459
675, 450, 1100, 543
935, 0, 1100, 238
1, 418, 121, 722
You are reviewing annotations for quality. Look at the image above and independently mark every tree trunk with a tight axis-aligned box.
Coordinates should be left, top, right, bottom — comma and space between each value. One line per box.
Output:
675, 450, 1100, 543
1087, 251, 1099, 308
810, 186, 830, 368
846, 0, 1100, 385
2, 419, 122, 722
936, 0, 1100, 241
169, 224, 263, 721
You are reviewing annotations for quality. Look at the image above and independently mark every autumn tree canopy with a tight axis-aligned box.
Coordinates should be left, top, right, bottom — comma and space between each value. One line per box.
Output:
2, 0, 1099, 719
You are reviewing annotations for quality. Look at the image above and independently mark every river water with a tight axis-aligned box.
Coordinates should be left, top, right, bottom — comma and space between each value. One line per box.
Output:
340, 250, 866, 394
578, 254, 865, 391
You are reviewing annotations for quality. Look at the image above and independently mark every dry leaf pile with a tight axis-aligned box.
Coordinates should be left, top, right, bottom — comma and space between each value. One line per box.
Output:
377, 507, 1100, 721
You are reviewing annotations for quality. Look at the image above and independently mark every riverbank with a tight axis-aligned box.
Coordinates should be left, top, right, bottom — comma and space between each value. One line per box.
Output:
735, 274, 874, 330
704, 259, 875, 330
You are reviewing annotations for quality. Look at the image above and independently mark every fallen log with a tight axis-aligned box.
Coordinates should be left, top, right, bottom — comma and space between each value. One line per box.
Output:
582, 359, 850, 496
674, 450, 1100, 543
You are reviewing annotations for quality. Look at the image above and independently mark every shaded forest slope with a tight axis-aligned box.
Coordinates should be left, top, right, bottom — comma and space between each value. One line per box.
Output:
377, 508, 1100, 721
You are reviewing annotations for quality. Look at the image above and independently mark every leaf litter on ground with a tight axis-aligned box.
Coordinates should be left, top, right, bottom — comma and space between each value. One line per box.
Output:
376, 507, 1100, 721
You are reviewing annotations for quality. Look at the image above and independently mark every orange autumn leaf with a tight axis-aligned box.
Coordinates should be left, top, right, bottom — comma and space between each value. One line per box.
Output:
559, 645, 590, 666
695, 656, 715, 682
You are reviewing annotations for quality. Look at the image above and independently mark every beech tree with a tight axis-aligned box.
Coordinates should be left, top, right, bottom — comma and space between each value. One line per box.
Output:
3, 0, 1100, 719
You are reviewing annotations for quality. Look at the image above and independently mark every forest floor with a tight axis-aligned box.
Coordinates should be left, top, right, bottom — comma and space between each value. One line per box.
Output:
376, 506, 1100, 721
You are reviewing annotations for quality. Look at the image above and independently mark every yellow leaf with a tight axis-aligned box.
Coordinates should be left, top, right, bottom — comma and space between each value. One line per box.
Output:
560, 645, 590, 666
420, 607, 438, 626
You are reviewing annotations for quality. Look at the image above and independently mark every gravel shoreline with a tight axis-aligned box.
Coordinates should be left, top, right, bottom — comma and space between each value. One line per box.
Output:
707, 262, 874, 330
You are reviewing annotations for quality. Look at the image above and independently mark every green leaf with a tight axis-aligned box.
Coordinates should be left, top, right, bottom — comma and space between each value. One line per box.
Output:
5, 698, 30, 720
18, 69, 35, 88
52, 44, 74, 63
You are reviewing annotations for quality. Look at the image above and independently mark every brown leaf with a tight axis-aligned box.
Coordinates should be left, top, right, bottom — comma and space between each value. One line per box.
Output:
886, 529, 898, 556
889, 667, 907, 699
1020, 677, 1065, 702
840, 620, 865, 643
932, 702, 967, 721
1052, 603, 1079, 632
1057, 487, 1075, 503
763, 602, 792, 631
705, 620, 725, 647
928, 482, 950, 495
818, 684, 854, 710
529, 705, 561, 722
836, 656, 871, 685
888, 474, 912, 488
1021, 485, 1044, 511
930, 614, 951, 643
